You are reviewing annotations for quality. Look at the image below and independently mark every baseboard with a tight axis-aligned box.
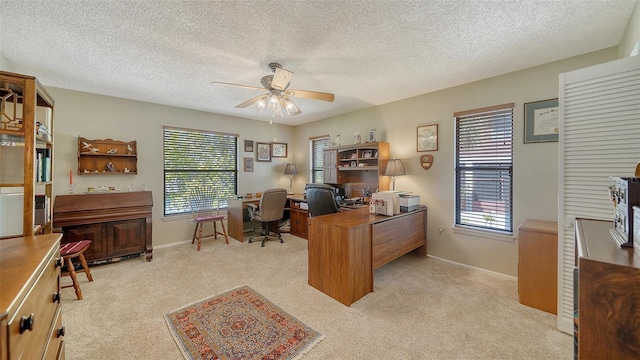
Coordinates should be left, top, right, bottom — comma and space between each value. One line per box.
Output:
154, 239, 193, 249
426, 254, 517, 281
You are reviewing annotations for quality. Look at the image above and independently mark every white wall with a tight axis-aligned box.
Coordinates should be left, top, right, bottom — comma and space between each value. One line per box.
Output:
294, 48, 618, 276
49, 88, 295, 246
619, 0, 640, 57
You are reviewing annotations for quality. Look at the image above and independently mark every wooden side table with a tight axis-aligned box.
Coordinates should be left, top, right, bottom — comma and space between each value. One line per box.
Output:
517, 219, 558, 314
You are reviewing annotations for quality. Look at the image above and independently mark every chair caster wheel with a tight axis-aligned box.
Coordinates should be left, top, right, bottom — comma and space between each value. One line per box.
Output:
248, 239, 253, 243
261, 243, 265, 247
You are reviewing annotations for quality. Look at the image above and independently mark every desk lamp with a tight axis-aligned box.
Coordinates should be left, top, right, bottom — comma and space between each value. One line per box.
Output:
284, 163, 298, 195
384, 158, 405, 191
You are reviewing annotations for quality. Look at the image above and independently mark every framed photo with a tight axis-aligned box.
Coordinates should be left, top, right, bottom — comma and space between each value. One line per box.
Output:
368, 129, 376, 143
524, 98, 559, 143
243, 157, 254, 172
244, 140, 254, 152
363, 150, 372, 158
271, 142, 287, 158
417, 124, 438, 152
256, 142, 271, 162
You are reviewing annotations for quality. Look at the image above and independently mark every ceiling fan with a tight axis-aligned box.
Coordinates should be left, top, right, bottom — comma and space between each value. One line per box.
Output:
212, 62, 335, 117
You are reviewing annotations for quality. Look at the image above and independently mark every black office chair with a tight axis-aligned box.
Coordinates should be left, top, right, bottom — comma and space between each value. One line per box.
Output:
247, 188, 288, 246
305, 184, 340, 217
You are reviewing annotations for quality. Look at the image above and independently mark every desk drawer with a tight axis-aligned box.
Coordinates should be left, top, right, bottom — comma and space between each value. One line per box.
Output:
8, 253, 60, 359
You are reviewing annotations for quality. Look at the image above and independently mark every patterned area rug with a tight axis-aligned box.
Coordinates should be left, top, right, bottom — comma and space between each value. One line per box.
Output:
165, 285, 324, 360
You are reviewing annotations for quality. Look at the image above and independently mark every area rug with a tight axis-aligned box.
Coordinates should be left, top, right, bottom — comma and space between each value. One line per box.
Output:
165, 285, 324, 360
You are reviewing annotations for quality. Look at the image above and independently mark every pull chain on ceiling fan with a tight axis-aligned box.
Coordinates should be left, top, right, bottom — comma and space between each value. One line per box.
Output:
212, 62, 335, 117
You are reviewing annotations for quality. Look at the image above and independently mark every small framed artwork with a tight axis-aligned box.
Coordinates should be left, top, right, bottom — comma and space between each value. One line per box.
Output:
256, 142, 271, 162
244, 140, 254, 152
524, 98, 559, 143
417, 124, 438, 152
244, 157, 254, 172
368, 129, 376, 143
363, 150, 372, 158
271, 142, 287, 158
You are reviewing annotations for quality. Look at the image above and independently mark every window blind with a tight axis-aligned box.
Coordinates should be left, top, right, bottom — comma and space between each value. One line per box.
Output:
163, 127, 238, 215
310, 136, 329, 183
455, 105, 514, 233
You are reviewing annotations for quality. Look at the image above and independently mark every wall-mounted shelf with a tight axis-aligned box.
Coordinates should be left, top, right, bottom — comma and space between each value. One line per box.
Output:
77, 137, 137, 175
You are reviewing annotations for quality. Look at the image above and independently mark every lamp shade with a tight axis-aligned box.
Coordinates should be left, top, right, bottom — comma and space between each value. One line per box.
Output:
284, 163, 298, 175
384, 158, 405, 177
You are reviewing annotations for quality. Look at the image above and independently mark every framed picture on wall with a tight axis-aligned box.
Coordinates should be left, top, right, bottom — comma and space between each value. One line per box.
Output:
271, 142, 287, 158
417, 124, 438, 152
244, 157, 254, 172
244, 140, 254, 152
524, 98, 559, 143
256, 142, 271, 162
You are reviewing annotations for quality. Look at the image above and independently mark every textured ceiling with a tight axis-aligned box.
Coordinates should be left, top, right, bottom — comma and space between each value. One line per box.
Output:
0, 1, 636, 126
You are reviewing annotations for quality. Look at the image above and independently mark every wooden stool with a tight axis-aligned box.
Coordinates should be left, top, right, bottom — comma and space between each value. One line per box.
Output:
60, 240, 94, 300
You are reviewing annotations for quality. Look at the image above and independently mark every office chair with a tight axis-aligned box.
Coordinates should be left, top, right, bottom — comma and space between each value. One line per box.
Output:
247, 188, 288, 247
189, 186, 229, 251
305, 183, 340, 217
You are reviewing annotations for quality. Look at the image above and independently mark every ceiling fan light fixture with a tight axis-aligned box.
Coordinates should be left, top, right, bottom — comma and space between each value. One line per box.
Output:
273, 105, 284, 117
282, 97, 300, 116
254, 98, 266, 113
267, 94, 280, 111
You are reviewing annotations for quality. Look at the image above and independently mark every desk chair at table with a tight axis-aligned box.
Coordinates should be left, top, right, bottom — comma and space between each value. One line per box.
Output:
190, 186, 229, 251
247, 188, 288, 247
305, 184, 340, 217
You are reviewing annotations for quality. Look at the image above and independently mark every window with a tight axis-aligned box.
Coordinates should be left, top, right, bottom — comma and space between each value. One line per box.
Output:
455, 104, 514, 233
163, 126, 238, 216
309, 136, 329, 183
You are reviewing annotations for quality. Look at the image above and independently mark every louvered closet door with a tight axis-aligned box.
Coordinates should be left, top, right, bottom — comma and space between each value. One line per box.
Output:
557, 56, 640, 334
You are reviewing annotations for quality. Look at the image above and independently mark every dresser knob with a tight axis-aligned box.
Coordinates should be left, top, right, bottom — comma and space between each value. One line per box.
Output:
57, 326, 65, 338
19, 314, 34, 334
55, 258, 62, 267
53, 292, 61, 303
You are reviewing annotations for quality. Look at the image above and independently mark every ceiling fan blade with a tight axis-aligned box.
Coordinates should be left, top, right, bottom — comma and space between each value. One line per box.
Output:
211, 82, 265, 92
285, 89, 335, 102
271, 67, 293, 91
235, 94, 268, 108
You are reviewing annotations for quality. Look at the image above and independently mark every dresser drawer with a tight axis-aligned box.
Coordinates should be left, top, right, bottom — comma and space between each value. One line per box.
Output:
7, 253, 60, 359
43, 307, 64, 360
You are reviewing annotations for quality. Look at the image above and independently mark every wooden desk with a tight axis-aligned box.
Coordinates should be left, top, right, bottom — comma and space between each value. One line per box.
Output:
227, 195, 307, 242
308, 207, 427, 306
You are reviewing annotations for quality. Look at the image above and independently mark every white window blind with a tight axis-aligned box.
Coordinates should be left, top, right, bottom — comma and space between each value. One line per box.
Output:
455, 104, 514, 233
163, 127, 238, 215
310, 136, 329, 183
557, 56, 640, 334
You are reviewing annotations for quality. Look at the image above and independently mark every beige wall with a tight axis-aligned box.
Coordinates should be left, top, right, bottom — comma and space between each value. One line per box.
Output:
294, 48, 618, 276
49, 88, 295, 246
619, 1, 640, 57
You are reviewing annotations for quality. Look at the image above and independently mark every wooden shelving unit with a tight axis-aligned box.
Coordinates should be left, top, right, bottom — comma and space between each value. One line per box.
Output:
322, 142, 390, 196
0, 71, 55, 237
77, 137, 137, 175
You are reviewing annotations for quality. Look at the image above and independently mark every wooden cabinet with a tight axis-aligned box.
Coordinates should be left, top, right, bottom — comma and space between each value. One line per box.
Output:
53, 191, 153, 262
289, 199, 309, 239
77, 137, 137, 175
0, 71, 55, 237
517, 219, 558, 314
1, 234, 65, 360
575, 218, 640, 359
322, 142, 390, 196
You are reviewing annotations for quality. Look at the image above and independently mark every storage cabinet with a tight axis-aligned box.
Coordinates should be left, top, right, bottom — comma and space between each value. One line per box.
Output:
53, 191, 153, 262
322, 142, 390, 196
77, 137, 137, 175
289, 199, 309, 239
575, 218, 640, 359
0, 71, 55, 237
0, 233, 64, 360
517, 219, 558, 314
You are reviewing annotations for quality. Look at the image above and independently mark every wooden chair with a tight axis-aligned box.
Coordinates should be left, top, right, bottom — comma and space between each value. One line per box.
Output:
190, 186, 229, 251
60, 240, 93, 300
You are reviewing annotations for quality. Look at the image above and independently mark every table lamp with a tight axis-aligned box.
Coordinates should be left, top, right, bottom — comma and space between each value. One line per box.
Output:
284, 163, 298, 195
384, 158, 405, 191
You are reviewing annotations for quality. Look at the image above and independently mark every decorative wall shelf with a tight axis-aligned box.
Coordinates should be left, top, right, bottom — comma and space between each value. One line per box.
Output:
77, 137, 137, 175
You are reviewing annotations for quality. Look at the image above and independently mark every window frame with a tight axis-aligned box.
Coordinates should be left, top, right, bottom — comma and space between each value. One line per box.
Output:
454, 103, 514, 235
163, 126, 238, 216
309, 135, 329, 184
